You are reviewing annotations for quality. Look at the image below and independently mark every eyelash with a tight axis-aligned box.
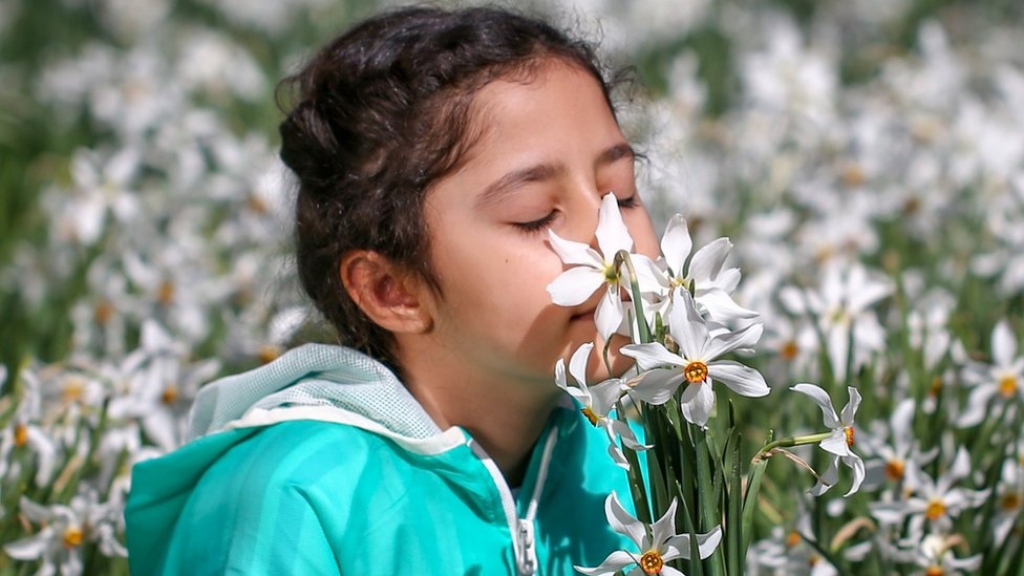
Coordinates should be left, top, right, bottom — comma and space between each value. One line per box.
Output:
513, 195, 639, 234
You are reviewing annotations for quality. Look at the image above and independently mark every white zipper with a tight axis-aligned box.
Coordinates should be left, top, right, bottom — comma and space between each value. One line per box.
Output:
468, 425, 560, 576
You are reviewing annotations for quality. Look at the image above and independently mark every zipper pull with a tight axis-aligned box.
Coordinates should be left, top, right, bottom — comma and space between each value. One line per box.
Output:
516, 518, 537, 575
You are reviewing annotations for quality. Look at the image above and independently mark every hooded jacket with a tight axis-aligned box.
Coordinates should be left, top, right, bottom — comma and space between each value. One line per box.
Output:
125, 344, 635, 575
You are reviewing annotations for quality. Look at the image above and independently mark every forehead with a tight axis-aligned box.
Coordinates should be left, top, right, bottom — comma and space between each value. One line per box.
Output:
456, 59, 622, 168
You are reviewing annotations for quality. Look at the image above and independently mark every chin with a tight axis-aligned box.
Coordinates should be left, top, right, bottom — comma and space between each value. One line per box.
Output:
583, 333, 635, 382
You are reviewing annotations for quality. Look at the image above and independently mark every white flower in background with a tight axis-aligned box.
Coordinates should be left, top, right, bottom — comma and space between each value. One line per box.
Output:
576, 492, 721, 576
622, 290, 768, 426
741, 12, 837, 125
3, 493, 127, 574
791, 383, 865, 496
991, 453, 1024, 547
957, 320, 1024, 427
175, 28, 266, 101
859, 398, 937, 490
652, 214, 759, 324
907, 533, 981, 576
109, 320, 221, 451
780, 262, 892, 383
547, 193, 656, 340
44, 146, 140, 246
555, 343, 645, 469
871, 449, 988, 538
972, 174, 1024, 297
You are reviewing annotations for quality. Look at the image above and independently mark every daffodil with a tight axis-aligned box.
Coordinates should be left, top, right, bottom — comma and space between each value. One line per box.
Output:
621, 290, 768, 426
576, 492, 722, 576
547, 193, 657, 340
790, 383, 865, 496
555, 343, 646, 469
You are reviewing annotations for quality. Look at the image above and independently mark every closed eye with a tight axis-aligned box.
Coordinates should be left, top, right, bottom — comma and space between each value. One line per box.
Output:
513, 211, 558, 234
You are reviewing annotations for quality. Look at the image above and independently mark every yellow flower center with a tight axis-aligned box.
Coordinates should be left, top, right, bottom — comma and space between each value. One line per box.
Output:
158, 279, 175, 305
1000, 492, 1021, 511
581, 407, 601, 427
999, 375, 1018, 398
785, 530, 801, 549
94, 300, 114, 325
780, 340, 799, 360
925, 566, 944, 576
63, 526, 84, 548
639, 550, 664, 575
62, 377, 85, 403
14, 423, 28, 447
843, 426, 855, 448
925, 499, 946, 521
603, 264, 619, 284
161, 386, 179, 405
258, 344, 281, 364
928, 376, 942, 398
885, 459, 905, 481
683, 361, 708, 384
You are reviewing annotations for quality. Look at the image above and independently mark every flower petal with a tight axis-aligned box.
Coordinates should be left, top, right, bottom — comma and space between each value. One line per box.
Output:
621, 343, 686, 371
993, 320, 1017, 368
604, 492, 646, 547
840, 387, 861, 424
568, 343, 595, 388
574, 550, 636, 576
660, 215, 692, 276
709, 360, 769, 398
669, 289, 710, 360
627, 368, 683, 405
548, 230, 603, 267
791, 383, 840, 428
596, 193, 634, 258
547, 268, 605, 306
681, 381, 715, 426
688, 237, 732, 283
650, 498, 679, 549
595, 288, 625, 341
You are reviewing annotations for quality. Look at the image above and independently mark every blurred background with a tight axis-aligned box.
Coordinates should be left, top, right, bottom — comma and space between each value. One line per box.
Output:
2, 0, 1024, 573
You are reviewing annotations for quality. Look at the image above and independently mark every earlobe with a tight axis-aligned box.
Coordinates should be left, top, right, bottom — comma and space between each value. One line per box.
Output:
339, 251, 433, 334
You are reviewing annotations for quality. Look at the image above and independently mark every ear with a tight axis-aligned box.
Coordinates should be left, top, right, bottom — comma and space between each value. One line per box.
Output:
339, 250, 433, 334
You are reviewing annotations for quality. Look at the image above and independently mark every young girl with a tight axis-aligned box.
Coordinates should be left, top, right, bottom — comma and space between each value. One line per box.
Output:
125, 6, 661, 575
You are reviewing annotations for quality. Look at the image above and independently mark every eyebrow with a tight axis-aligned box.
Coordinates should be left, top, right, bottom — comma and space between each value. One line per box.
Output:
475, 142, 635, 209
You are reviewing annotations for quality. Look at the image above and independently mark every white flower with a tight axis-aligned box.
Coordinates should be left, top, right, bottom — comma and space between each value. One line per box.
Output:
576, 492, 722, 576
872, 449, 988, 538
556, 343, 645, 469
547, 193, 655, 340
655, 214, 758, 323
780, 263, 891, 383
621, 290, 768, 426
791, 383, 865, 497
957, 320, 1024, 427
4, 493, 127, 575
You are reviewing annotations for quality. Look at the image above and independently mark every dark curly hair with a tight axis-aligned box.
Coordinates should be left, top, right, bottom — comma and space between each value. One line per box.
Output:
278, 6, 623, 372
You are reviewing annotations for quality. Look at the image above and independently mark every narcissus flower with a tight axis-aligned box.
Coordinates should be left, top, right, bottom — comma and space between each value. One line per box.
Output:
621, 290, 769, 426
555, 343, 646, 469
547, 193, 657, 340
575, 492, 722, 576
791, 383, 865, 497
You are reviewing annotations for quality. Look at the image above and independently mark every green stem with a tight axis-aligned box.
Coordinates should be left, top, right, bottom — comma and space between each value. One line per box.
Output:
614, 250, 652, 344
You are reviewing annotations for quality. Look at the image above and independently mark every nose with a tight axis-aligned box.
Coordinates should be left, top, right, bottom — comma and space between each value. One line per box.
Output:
564, 184, 605, 249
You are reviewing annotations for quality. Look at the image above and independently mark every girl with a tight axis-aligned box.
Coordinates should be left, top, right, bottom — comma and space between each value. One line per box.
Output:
125, 6, 661, 575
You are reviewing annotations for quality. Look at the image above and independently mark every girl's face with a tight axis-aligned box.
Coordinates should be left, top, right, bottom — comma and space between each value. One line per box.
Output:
421, 59, 660, 389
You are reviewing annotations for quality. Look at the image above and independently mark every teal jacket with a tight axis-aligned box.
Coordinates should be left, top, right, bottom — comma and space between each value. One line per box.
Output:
125, 344, 634, 575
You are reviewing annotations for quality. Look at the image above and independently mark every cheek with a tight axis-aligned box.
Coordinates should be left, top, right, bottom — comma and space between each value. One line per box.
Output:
626, 210, 661, 259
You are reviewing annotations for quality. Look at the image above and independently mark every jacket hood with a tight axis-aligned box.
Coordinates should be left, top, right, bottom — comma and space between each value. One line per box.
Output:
188, 343, 444, 441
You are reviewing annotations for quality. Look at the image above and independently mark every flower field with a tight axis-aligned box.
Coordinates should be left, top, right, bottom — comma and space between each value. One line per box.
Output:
1, 0, 1022, 574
